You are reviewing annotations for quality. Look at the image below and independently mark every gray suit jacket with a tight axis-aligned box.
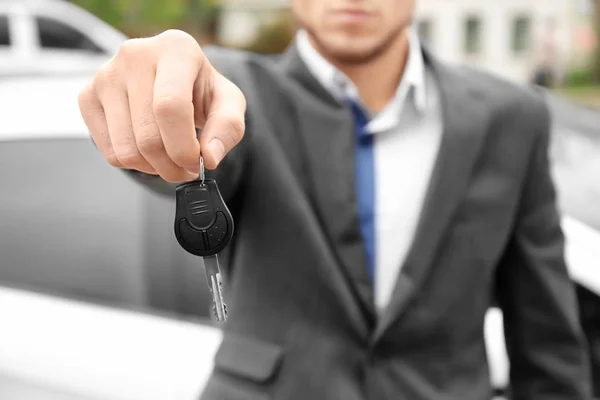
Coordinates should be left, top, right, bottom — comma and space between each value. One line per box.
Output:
131, 44, 592, 399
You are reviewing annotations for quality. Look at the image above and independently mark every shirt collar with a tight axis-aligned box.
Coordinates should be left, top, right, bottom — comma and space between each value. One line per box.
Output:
296, 26, 428, 126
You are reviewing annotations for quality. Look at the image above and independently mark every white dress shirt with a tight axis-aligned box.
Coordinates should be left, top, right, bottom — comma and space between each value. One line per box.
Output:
296, 29, 443, 314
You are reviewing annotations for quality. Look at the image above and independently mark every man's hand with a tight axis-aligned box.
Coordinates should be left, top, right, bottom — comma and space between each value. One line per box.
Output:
78, 29, 246, 183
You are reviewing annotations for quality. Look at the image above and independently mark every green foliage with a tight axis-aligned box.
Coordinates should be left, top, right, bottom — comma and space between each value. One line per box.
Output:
593, 3, 600, 83
72, 0, 220, 38
566, 68, 594, 87
137, 0, 187, 27
594, 31, 600, 83
554, 85, 600, 109
73, 0, 125, 27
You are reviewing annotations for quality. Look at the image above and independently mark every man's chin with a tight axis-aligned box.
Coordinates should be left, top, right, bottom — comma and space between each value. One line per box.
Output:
312, 30, 402, 66
320, 43, 385, 65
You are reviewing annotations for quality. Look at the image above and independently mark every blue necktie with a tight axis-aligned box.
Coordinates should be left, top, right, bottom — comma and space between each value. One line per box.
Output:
351, 101, 376, 283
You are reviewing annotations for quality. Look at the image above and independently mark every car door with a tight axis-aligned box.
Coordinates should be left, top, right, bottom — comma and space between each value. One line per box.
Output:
548, 94, 600, 396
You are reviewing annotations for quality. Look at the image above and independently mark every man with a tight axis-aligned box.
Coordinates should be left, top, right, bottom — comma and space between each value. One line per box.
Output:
78, 1, 592, 399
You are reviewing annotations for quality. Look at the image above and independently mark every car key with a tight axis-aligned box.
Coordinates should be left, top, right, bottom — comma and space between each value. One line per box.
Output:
174, 157, 234, 322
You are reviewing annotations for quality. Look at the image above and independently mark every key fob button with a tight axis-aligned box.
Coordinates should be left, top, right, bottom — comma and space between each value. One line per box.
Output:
178, 219, 208, 252
184, 186, 215, 229
207, 212, 229, 249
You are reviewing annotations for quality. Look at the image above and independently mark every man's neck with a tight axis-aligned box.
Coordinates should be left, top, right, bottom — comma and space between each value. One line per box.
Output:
309, 30, 410, 112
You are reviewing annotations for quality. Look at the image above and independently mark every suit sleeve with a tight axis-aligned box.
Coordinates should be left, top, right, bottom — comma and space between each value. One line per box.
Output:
495, 98, 593, 399
123, 46, 251, 203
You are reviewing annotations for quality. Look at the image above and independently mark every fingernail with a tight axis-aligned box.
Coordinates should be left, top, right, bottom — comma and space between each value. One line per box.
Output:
208, 138, 225, 166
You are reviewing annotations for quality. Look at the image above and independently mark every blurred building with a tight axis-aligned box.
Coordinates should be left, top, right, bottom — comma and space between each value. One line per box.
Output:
569, 0, 597, 69
218, 0, 596, 84
217, 0, 289, 49
414, 0, 583, 83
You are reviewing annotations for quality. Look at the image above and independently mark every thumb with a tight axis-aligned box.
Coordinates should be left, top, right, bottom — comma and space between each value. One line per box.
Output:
197, 73, 246, 170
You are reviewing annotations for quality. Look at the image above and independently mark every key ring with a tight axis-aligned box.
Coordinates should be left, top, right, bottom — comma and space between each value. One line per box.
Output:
199, 156, 205, 185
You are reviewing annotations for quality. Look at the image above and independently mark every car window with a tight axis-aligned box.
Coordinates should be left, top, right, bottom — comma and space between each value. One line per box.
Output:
0, 15, 10, 46
35, 16, 105, 54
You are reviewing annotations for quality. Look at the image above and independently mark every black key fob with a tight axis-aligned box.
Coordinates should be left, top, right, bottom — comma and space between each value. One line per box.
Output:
174, 179, 234, 257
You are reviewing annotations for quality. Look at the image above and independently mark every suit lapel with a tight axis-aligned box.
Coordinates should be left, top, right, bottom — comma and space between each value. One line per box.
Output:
373, 50, 491, 342
277, 43, 491, 341
279, 45, 376, 334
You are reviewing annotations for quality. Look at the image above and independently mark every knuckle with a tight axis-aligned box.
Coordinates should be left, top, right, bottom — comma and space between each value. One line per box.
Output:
116, 38, 143, 60
137, 135, 164, 155
77, 85, 94, 112
158, 29, 195, 45
93, 63, 118, 94
115, 149, 144, 168
106, 153, 122, 168
92, 65, 107, 87
77, 85, 90, 105
157, 30, 203, 62
231, 83, 246, 104
238, 91, 247, 111
153, 95, 187, 119
116, 38, 152, 71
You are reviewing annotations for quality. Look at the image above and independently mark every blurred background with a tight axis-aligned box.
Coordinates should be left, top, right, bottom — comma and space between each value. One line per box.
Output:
56, 0, 600, 99
0, 0, 599, 399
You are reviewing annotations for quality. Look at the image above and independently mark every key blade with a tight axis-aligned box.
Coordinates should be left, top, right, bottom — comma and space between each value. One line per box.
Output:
211, 275, 227, 322
203, 255, 221, 287
203, 255, 227, 322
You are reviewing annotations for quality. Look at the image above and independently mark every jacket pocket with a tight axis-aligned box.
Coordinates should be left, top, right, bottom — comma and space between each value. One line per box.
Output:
213, 332, 283, 383
199, 332, 283, 400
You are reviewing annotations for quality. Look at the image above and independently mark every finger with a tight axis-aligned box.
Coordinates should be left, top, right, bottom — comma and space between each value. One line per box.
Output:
152, 50, 202, 172
99, 84, 157, 175
78, 82, 122, 168
199, 73, 246, 170
127, 61, 198, 182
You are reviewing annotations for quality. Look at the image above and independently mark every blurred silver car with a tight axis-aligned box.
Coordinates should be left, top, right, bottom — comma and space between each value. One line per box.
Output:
0, 0, 127, 77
